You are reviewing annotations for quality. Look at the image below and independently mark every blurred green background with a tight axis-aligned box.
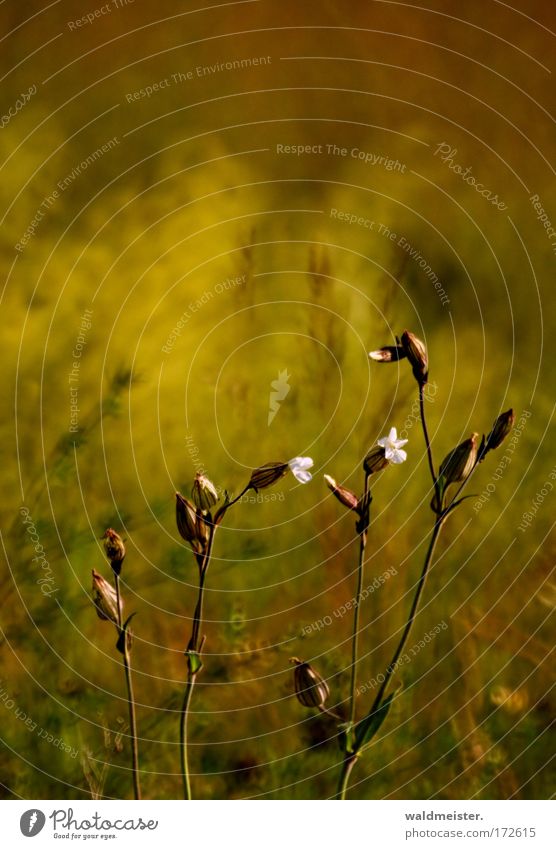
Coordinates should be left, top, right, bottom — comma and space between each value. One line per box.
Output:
0, 0, 554, 800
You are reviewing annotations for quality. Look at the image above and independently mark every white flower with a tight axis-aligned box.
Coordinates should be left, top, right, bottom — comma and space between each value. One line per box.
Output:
377, 427, 408, 464
288, 456, 314, 483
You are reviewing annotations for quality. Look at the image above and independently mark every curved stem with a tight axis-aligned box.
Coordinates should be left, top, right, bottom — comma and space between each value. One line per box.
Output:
179, 524, 217, 800
337, 753, 358, 800
348, 474, 370, 730
366, 516, 444, 722
319, 704, 342, 722
114, 574, 141, 800
339, 515, 446, 799
419, 385, 438, 498
215, 484, 250, 519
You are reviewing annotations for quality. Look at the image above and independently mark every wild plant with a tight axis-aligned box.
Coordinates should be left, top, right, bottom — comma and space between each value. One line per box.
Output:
291, 330, 514, 799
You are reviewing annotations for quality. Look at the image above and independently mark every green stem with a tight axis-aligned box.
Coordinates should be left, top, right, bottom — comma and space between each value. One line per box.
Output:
114, 574, 141, 800
348, 474, 370, 730
179, 523, 217, 800
366, 516, 444, 723
340, 516, 445, 799
179, 675, 196, 800
337, 753, 358, 800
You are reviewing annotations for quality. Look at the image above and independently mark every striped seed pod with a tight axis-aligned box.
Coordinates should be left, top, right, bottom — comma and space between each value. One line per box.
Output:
92, 569, 120, 624
248, 462, 289, 492
191, 473, 219, 512
290, 657, 330, 710
401, 330, 428, 386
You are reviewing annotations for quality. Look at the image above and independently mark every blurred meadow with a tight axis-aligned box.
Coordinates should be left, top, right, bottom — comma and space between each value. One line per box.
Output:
0, 0, 554, 800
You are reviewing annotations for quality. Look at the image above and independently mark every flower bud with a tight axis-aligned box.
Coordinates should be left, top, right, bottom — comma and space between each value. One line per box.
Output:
176, 492, 205, 554
363, 445, 389, 475
92, 569, 120, 624
103, 528, 125, 575
290, 657, 330, 710
369, 345, 406, 363
401, 330, 428, 385
483, 409, 515, 456
195, 509, 210, 549
324, 475, 359, 512
191, 473, 218, 512
248, 462, 289, 492
439, 433, 478, 486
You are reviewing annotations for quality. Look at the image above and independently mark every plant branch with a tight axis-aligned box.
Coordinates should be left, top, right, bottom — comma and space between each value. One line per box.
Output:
365, 514, 444, 727
179, 520, 217, 800
114, 574, 141, 800
419, 384, 438, 498
348, 473, 371, 731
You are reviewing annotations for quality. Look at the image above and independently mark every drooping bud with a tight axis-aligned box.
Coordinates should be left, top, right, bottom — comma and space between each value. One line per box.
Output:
92, 569, 120, 624
290, 657, 330, 710
103, 528, 126, 575
439, 433, 479, 486
369, 345, 406, 363
401, 330, 428, 386
248, 462, 289, 492
324, 475, 359, 512
191, 473, 218, 512
176, 492, 205, 554
480, 409, 515, 459
363, 445, 389, 476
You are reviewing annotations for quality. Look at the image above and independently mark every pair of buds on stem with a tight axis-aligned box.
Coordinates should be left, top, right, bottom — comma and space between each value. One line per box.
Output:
175, 459, 315, 558
429, 409, 515, 512
92, 529, 133, 653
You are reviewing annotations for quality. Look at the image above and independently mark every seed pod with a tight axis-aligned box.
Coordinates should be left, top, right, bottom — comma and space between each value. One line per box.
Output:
290, 657, 330, 710
195, 509, 210, 550
401, 330, 428, 386
191, 473, 218, 512
176, 492, 204, 554
324, 475, 359, 512
92, 569, 120, 624
103, 528, 126, 575
248, 462, 289, 492
483, 409, 515, 455
369, 345, 406, 363
439, 433, 479, 486
363, 445, 389, 476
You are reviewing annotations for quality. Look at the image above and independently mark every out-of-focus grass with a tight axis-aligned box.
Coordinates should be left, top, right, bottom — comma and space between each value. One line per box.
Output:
0, 0, 554, 800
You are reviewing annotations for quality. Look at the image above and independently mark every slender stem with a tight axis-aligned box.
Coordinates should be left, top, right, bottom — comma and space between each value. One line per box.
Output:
366, 516, 444, 723
337, 754, 358, 800
348, 474, 370, 730
216, 484, 251, 516
187, 567, 207, 654
114, 573, 141, 800
339, 515, 445, 800
179, 676, 196, 800
179, 523, 217, 800
319, 704, 342, 722
419, 384, 438, 498
122, 641, 141, 800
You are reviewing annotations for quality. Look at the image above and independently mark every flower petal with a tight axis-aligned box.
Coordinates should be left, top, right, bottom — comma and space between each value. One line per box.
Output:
288, 456, 314, 484
388, 426, 398, 443
289, 456, 313, 472
390, 448, 407, 464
